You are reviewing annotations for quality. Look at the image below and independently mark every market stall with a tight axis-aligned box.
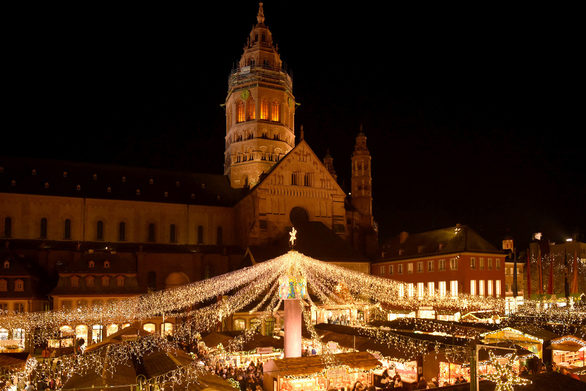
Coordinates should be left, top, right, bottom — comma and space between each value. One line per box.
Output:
548, 335, 586, 369
262, 351, 381, 391
201, 332, 283, 369
480, 326, 558, 359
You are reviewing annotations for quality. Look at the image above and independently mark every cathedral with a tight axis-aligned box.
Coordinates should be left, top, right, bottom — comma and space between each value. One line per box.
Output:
0, 4, 378, 318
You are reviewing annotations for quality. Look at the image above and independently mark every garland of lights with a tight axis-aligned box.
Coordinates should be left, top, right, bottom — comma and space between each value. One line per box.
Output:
481, 351, 531, 391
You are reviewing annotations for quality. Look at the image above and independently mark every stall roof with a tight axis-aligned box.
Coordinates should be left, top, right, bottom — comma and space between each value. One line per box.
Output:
0, 353, 30, 371
481, 326, 559, 342
263, 352, 380, 376
548, 343, 585, 352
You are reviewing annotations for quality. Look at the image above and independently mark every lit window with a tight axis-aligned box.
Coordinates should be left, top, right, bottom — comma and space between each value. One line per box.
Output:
428, 282, 435, 296
427, 260, 434, 272
417, 282, 425, 299
479, 280, 485, 296
104, 260, 110, 269
407, 263, 414, 274
438, 259, 446, 271
92, 324, 103, 344
2, 261, 8, 269
439, 281, 447, 297
397, 264, 403, 274
271, 102, 280, 122
450, 280, 458, 297
143, 323, 156, 333
398, 284, 405, 298
260, 100, 269, 120
487, 280, 493, 296
161, 322, 174, 337
236, 101, 245, 123
234, 319, 246, 331
106, 324, 119, 336
495, 280, 501, 297
470, 280, 476, 296
246, 98, 255, 120
450, 258, 458, 270
88, 260, 95, 269
470, 257, 476, 270
407, 283, 414, 298
488, 258, 493, 270
479, 258, 485, 270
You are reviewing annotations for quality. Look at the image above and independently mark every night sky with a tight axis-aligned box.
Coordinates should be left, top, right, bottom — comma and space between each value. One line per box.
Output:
5, 1, 584, 251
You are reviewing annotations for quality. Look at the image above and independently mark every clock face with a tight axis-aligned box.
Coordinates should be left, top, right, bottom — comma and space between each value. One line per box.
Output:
240, 89, 250, 101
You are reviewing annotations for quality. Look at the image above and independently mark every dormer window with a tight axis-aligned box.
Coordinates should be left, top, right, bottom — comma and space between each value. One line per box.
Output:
14, 279, 24, 292
190, 193, 195, 199
10, 180, 16, 186
136, 189, 141, 196
76, 184, 81, 191
107, 186, 112, 193
92, 173, 98, 181
32, 169, 37, 175
3, 261, 9, 269
63, 171, 68, 178
149, 178, 154, 185
175, 181, 180, 187
121, 176, 127, 183
88, 260, 95, 268
44, 182, 49, 189
164, 191, 168, 197
104, 260, 110, 269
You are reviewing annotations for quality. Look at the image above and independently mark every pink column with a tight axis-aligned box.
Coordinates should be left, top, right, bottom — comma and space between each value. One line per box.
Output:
284, 299, 302, 358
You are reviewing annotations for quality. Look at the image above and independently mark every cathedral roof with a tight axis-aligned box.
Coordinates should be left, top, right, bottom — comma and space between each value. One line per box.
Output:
0, 156, 247, 206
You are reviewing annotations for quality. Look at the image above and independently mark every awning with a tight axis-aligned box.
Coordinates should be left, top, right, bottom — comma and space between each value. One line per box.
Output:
548, 343, 585, 352
263, 351, 380, 377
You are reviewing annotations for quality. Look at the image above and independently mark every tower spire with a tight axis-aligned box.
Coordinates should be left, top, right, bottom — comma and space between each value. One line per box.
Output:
257, 2, 265, 24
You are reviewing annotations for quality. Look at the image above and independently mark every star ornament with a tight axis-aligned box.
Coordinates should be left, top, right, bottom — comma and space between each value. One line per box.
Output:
483, 351, 531, 391
289, 227, 297, 247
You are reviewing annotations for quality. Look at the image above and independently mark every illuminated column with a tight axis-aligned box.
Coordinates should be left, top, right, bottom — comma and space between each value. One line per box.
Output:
284, 299, 302, 358
279, 267, 306, 358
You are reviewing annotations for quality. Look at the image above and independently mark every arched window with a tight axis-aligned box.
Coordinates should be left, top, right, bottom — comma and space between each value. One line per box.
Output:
86, 276, 95, 288
119, 222, 126, 241
104, 260, 110, 269
96, 221, 104, 240
101, 276, 110, 287
148, 223, 156, 242
88, 260, 95, 269
260, 100, 269, 120
4, 217, 11, 238
216, 226, 223, 246
143, 323, 156, 333
0, 279, 6, 292
3, 261, 9, 269
40, 218, 48, 239
271, 102, 280, 122
246, 97, 255, 120
236, 101, 245, 123
64, 219, 71, 240
70, 276, 79, 288
116, 276, 125, 288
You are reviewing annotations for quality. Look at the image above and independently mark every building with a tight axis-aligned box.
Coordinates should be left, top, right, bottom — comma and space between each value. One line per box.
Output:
0, 2, 378, 333
373, 225, 506, 315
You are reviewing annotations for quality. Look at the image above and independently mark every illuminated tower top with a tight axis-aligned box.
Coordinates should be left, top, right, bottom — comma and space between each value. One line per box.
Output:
224, 3, 296, 188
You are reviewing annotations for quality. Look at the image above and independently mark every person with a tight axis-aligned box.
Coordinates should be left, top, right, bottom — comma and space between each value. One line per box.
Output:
416, 376, 427, 389
351, 381, 365, 391
428, 377, 438, 388
393, 375, 403, 389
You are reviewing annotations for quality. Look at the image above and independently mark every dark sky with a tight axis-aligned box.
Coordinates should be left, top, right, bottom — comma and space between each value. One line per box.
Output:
5, 1, 584, 250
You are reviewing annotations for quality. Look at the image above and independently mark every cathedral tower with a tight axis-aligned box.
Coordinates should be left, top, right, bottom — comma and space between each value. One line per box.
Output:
224, 3, 296, 188
351, 125, 373, 226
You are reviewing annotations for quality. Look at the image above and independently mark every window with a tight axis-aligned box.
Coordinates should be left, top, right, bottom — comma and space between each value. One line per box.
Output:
439, 281, 447, 297
2, 261, 8, 269
197, 225, 204, 244
116, 276, 125, 287
398, 284, 405, 298
291, 172, 298, 185
271, 102, 280, 122
407, 283, 414, 298
106, 324, 119, 337
479, 280, 485, 296
438, 259, 446, 271
380, 265, 386, 275
495, 280, 501, 297
487, 280, 493, 296
407, 263, 414, 274
101, 276, 110, 287
14, 279, 24, 292
143, 323, 156, 333
428, 282, 435, 296
236, 101, 245, 123
64, 219, 71, 240
96, 221, 104, 240
4, 217, 11, 237
148, 223, 156, 242
470, 280, 476, 296
389, 265, 393, 275
304, 173, 311, 187
450, 280, 458, 297
70, 276, 80, 288
0, 304, 8, 312
427, 260, 434, 272
161, 322, 174, 337
479, 258, 485, 270
488, 258, 493, 270
417, 262, 423, 273
417, 282, 425, 299
397, 264, 403, 274
233, 319, 246, 331
92, 324, 103, 343
260, 100, 269, 120
449, 258, 458, 270
0, 280, 6, 291
246, 97, 255, 120
496, 258, 501, 270
86, 276, 95, 288
88, 260, 95, 269
470, 257, 476, 270
119, 222, 126, 241
40, 217, 48, 239
170, 224, 176, 243
104, 260, 110, 269
216, 226, 223, 246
